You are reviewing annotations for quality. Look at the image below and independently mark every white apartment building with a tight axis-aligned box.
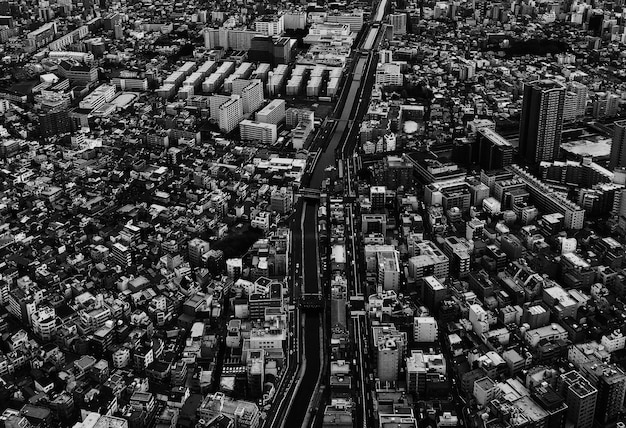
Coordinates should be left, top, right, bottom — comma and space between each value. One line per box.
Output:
240, 120, 277, 145
255, 15, 284, 36
256, 99, 286, 125
218, 96, 243, 133
113, 347, 131, 368
414, 316, 438, 342
240, 80, 264, 114
32, 306, 57, 341
389, 13, 407, 35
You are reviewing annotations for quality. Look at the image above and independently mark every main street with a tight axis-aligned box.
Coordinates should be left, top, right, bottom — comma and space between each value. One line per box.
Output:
283, 201, 323, 428
278, 0, 389, 426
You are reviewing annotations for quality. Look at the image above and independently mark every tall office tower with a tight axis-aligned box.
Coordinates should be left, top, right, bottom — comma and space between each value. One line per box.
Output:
519, 79, 566, 164
609, 120, 626, 169
370, 186, 387, 211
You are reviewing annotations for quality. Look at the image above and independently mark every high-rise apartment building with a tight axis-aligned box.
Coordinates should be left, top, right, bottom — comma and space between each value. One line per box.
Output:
475, 128, 514, 170
557, 370, 597, 428
39, 108, 72, 138
374, 325, 406, 383
370, 186, 387, 210
240, 80, 264, 114
389, 13, 407, 35
563, 81, 588, 122
609, 120, 626, 169
217, 96, 243, 133
256, 99, 286, 125
519, 79, 566, 163
581, 362, 626, 425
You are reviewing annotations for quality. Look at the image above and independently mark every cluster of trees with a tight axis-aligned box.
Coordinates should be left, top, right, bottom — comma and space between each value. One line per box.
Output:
504, 39, 570, 56
211, 226, 264, 259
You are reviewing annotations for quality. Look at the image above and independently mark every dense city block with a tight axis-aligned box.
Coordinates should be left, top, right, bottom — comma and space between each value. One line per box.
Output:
1, 0, 626, 427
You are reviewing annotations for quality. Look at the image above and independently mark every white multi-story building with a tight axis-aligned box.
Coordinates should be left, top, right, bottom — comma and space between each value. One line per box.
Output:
414, 316, 438, 342
270, 187, 293, 213
377, 250, 400, 291
78, 84, 116, 110
375, 327, 406, 383
248, 327, 285, 350
564, 82, 588, 122
601, 330, 626, 353
568, 341, 611, 368
226, 258, 243, 279
406, 349, 446, 396
240, 80, 264, 114
286, 108, 314, 128
209, 94, 231, 120
240, 120, 277, 145
326, 9, 364, 32
113, 347, 131, 368
255, 15, 284, 36
284, 11, 307, 30
112, 242, 132, 266
474, 377, 497, 406
251, 211, 272, 230
379, 50, 393, 64
389, 13, 407, 35
32, 306, 56, 341
292, 116, 314, 149
469, 303, 489, 334
375, 63, 403, 87
506, 165, 585, 230
407, 241, 449, 281
80, 307, 112, 334
256, 99, 286, 125
204, 28, 260, 50
217, 96, 243, 133
525, 323, 568, 348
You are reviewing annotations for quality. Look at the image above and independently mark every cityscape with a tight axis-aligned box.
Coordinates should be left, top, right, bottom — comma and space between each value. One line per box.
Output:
1, 0, 626, 427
